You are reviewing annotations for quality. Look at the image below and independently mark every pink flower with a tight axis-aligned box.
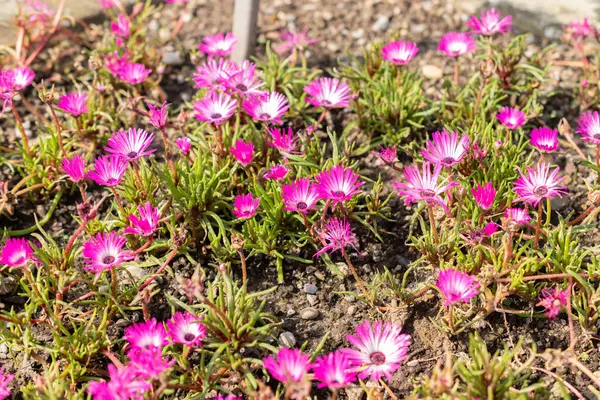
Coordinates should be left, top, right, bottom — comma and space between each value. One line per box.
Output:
274, 28, 319, 55
282, 178, 320, 214
438, 32, 476, 57
61, 155, 86, 183
86, 155, 128, 187
263, 348, 312, 384
504, 208, 531, 226
264, 164, 290, 181
466, 9, 512, 36
373, 146, 397, 165
213, 395, 243, 400
243, 92, 289, 125
577, 111, 600, 144
176, 137, 192, 155
530, 127, 559, 152
435, 269, 480, 306
99, 0, 115, 10
481, 221, 499, 236
565, 18, 591, 40
104, 51, 129, 77
380, 41, 419, 65
87, 364, 151, 400
230, 140, 254, 167
421, 129, 469, 168
393, 162, 458, 210
496, 107, 526, 129
513, 162, 566, 206
127, 347, 175, 380
267, 127, 300, 154
465, 222, 498, 245
56, 92, 88, 116
0, 367, 13, 400
304, 78, 351, 109
232, 193, 260, 219
13, 66, 35, 90
24, 0, 53, 23
146, 101, 169, 129
198, 32, 237, 57
471, 182, 496, 210
0, 238, 34, 268
118, 62, 151, 85
537, 288, 568, 319
343, 321, 411, 381
194, 91, 237, 126
313, 350, 357, 389
124, 318, 169, 351
105, 128, 155, 162
224, 60, 264, 97
167, 311, 206, 347
193, 58, 237, 90
124, 202, 160, 237
111, 14, 130, 45
315, 165, 365, 205
314, 217, 359, 257
82, 232, 133, 279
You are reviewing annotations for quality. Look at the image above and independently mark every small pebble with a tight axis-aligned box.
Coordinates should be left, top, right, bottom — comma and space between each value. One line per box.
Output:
371, 15, 390, 32
304, 283, 318, 294
347, 305, 357, 315
279, 331, 297, 348
300, 307, 319, 320
286, 308, 296, 316
306, 294, 318, 306
407, 360, 419, 367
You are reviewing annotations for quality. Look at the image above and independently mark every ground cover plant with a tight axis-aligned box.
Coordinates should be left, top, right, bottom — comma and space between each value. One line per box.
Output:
0, 0, 599, 398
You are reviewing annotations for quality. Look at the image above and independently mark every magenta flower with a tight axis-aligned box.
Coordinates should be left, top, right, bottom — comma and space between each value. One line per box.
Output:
118, 62, 151, 85
224, 60, 264, 97
124, 202, 160, 237
380, 40, 419, 65
176, 137, 192, 155
0, 367, 14, 400
315, 165, 365, 205
393, 162, 458, 210
24, 0, 53, 23
99, 0, 116, 10
421, 129, 469, 168
198, 32, 237, 57
146, 101, 169, 129
438, 32, 476, 57
282, 178, 320, 214
313, 350, 357, 389
482, 221, 499, 236
436, 269, 480, 306
193, 58, 237, 90
87, 364, 151, 400
267, 127, 300, 154
243, 92, 289, 125
127, 347, 175, 380
167, 311, 206, 347
61, 155, 86, 183
465, 222, 498, 245
213, 395, 243, 400
232, 193, 260, 219
13, 66, 35, 90
104, 51, 129, 77
82, 231, 133, 279
513, 162, 566, 206
466, 8, 512, 36
471, 182, 496, 210
194, 91, 238, 126
537, 288, 568, 319
274, 28, 319, 55
105, 128, 155, 162
263, 348, 312, 384
264, 164, 290, 181
230, 140, 254, 167
577, 111, 600, 144
0, 238, 35, 268
530, 127, 559, 152
565, 18, 591, 40
56, 92, 88, 116
124, 318, 169, 351
304, 78, 352, 109
110, 14, 130, 45
343, 320, 411, 381
86, 155, 128, 187
504, 208, 531, 226
314, 217, 359, 257
496, 107, 526, 130
373, 146, 398, 165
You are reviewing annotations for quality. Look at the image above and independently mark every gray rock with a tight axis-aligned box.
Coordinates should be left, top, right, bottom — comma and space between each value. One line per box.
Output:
0, 277, 16, 295
162, 51, 184, 66
303, 283, 318, 294
286, 308, 296, 316
421, 65, 443, 80
306, 294, 318, 306
300, 307, 319, 320
371, 15, 390, 32
351, 29, 364, 39
347, 305, 357, 315
279, 331, 297, 348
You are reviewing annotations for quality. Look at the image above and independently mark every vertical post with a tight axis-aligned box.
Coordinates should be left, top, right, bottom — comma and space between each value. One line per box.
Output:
231, 0, 260, 63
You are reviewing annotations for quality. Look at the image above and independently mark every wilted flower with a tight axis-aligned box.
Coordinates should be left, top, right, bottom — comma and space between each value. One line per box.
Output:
267, 127, 300, 154
198, 32, 237, 57
224, 60, 264, 97
537, 288, 568, 319
496, 106, 526, 129
243, 92, 289, 124
118, 62, 151, 85
13, 66, 35, 90
263, 348, 312, 384
438, 32, 476, 57
421, 129, 469, 168
504, 208, 531, 226
393, 162, 458, 210
274, 28, 319, 55
466, 8, 512, 35
230, 140, 254, 167
105, 128, 155, 162
82, 231, 133, 279
0, 70, 15, 116
513, 162, 566, 206
0, 238, 35, 268
530, 127, 559, 152
56, 92, 89, 116
124, 202, 161, 237
471, 182, 496, 210
176, 137, 192, 155
313, 351, 357, 389
232, 193, 260, 219
193, 58, 237, 90
464, 222, 498, 245
194, 91, 237, 125
110, 14, 130, 46
282, 178, 320, 214
86, 155, 128, 187
577, 111, 600, 144
565, 18, 591, 40
167, 311, 206, 347
104, 51, 129, 77
124, 318, 169, 351
343, 320, 411, 381
315, 165, 365, 205
435, 269, 480, 306
373, 146, 397, 165
314, 217, 359, 257
87, 364, 151, 400
380, 40, 419, 65
146, 101, 169, 129
61, 155, 86, 183
264, 164, 290, 181
304, 78, 352, 109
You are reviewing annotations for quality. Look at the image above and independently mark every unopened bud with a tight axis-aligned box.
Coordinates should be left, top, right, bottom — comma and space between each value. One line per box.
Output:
231, 232, 245, 251
558, 118, 571, 136
177, 109, 188, 124
38, 83, 55, 104
88, 56, 102, 71
480, 58, 495, 78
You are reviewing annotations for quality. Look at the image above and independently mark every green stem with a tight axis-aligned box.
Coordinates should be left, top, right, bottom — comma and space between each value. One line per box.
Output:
6, 189, 64, 236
